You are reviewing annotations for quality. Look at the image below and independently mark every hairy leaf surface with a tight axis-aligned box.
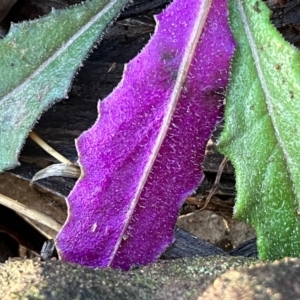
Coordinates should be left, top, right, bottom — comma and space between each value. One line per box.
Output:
0, 0, 129, 172
56, 0, 235, 270
218, 0, 300, 259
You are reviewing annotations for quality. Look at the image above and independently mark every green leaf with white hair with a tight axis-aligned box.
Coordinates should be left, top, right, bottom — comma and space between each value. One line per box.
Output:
0, 0, 129, 172
218, 0, 300, 259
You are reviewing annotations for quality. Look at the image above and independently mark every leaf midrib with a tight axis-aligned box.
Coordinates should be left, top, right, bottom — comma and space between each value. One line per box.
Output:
107, 0, 213, 266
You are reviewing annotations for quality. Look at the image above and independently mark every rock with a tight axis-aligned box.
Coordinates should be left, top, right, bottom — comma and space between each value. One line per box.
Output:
201, 258, 300, 299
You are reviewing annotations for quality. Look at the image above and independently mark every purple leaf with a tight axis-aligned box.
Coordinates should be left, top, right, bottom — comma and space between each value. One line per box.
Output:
56, 0, 235, 270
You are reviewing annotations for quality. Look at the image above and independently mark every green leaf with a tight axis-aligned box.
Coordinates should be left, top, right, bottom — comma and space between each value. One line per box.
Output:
218, 0, 300, 260
0, 0, 129, 172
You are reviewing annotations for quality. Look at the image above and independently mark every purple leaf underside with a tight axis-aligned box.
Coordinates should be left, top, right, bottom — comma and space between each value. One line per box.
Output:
56, 0, 235, 270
